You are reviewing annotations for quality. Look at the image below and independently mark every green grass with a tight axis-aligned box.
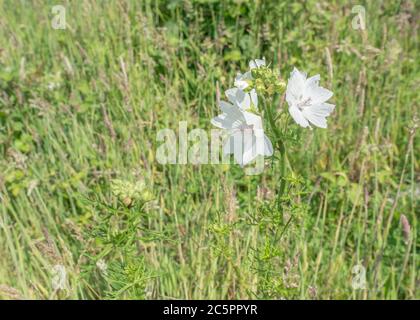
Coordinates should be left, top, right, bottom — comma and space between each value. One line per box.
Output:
0, 0, 418, 299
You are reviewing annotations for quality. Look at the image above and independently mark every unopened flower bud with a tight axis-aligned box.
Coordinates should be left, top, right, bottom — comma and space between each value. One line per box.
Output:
111, 179, 153, 207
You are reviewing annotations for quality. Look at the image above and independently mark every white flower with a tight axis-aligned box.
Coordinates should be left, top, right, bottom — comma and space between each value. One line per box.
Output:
286, 67, 335, 128
232, 58, 266, 110
211, 99, 273, 167
225, 87, 258, 111
249, 58, 266, 70
234, 70, 252, 91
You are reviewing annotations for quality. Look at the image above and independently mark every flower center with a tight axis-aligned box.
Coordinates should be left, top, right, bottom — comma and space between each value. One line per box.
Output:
296, 96, 312, 110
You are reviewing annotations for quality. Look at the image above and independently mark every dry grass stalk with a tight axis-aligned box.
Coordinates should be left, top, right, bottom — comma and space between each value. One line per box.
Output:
0, 284, 23, 300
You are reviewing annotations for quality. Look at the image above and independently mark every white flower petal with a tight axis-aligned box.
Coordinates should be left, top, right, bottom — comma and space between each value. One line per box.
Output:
223, 130, 262, 167
225, 88, 238, 104
241, 133, 258, 166
249, 58, 266, 69
301, 103, 335, 128
219, 101, 245, 120
264, 135, 273, 156
305, 79, 333, 105
211, 114, 236, 130
302, 108, 327, 128
306, 74, 320, 87
223, 134, 235, 155
286, 67, 307, 106
288, 105, 310, 128
254, 134, 266, 156
234, 75, 247, 90
235, 89, 251, 110
231, 132, 246, 166
242, 147, 258, 166
224, 131, 249, 167
250, 89, 258, 109
310, 103, 335, 117
243, 71, 253, 79
219, 100, 234, 113
234, 71, 252, 90
212, 101, 245, 129
243, 112, 263, 133
256, 58, 266, 67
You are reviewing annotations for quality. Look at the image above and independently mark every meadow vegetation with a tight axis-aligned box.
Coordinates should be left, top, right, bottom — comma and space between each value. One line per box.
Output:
0, 0, 418, 299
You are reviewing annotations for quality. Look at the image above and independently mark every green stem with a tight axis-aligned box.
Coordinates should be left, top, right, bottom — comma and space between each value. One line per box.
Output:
262, 97, 287, 211
277, 141, 286, 210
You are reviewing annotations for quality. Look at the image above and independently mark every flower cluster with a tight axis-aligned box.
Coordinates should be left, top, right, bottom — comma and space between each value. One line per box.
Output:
212, 58, 335, 167
251, 66, 285, 97
212, 58, 273, 167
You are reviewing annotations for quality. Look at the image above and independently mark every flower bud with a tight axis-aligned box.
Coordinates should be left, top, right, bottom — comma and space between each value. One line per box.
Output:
111, 179, 153, 207
250, 66, 285, 97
